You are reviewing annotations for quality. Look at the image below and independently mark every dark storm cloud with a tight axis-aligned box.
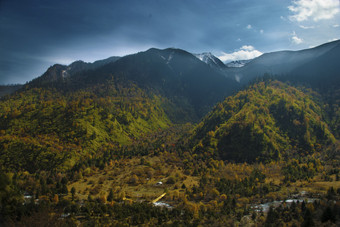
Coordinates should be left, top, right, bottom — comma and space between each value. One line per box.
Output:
1, 0, 273, 83
1, 0, 339, 84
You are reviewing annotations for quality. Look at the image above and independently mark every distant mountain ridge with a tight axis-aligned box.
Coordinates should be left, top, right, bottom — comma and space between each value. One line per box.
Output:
192, 39, 340, 88
2, 39, 339, 96
28, 56, 120, 86
28, 47, 239, 122
225, 40, 340, 88
62, 56, 121, 78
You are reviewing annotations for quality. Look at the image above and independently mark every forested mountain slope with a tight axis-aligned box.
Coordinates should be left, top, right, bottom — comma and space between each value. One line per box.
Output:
191, 80, 337, 162
0, 80, 170, 172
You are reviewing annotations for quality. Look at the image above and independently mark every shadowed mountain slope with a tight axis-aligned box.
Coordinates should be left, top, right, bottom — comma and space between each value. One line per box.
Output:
226, 40, 340, 88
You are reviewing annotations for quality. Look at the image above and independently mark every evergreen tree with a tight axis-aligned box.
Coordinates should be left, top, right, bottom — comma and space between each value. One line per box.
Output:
302, 208, 314, 227
321, 206, 334, 223
265, 206, 279, 226
71, 187, 76, 201
107, 189, 114, 202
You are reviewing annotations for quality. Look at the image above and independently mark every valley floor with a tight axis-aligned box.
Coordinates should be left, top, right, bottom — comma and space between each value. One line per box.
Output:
2, 148, 340, 226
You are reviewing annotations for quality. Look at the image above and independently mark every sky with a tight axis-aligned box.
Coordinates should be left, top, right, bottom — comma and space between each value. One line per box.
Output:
0, 0, 339, 84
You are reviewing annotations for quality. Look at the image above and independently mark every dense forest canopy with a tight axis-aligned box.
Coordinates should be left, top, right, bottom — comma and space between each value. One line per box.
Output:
191, 80, 336, 162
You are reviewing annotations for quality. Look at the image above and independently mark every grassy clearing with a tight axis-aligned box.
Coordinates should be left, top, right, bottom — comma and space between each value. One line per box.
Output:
310, 181, 340, 192
68, 156, 199, 202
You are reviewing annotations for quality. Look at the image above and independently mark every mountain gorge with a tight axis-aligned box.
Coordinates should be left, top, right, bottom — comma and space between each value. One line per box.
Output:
0, 47, 241, 172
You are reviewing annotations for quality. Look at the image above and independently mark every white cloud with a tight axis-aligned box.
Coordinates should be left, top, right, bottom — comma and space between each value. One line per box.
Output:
260, 29, 264, 34
299, 25, 315, 29
246, 24, 252, 29
218, 45, 262, 63
292, 36, 303, 44
333, 24, 340, 27
288, 0, 340, 22
291, 31, 303, 44
240, 45, 255, 51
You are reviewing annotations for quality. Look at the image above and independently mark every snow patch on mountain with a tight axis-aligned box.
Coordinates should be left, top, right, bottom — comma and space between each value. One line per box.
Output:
167, 52, 174, 64
194, 52, 227, 72
194, 52, 218, 65
226, 60, 251, 68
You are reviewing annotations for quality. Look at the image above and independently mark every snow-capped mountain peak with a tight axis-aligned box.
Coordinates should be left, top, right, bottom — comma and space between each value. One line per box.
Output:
194, 52, 226, 69
195, 52, 216, 64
